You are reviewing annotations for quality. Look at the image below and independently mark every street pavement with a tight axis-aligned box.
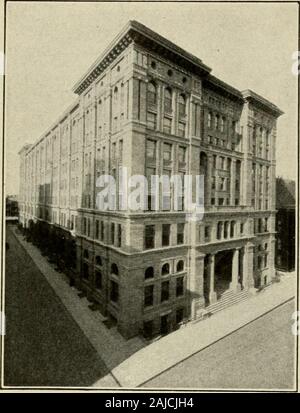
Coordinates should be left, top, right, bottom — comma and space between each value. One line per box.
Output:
4, 225, 119, 387
143, 300, 296, 390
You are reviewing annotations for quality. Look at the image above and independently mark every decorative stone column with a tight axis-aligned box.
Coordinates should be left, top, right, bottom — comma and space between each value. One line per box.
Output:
190, 252, 206, 319
230, 159, 236, 206
230, 248, 241, 291
206, 154, 213, 207
209, 254, 217, 303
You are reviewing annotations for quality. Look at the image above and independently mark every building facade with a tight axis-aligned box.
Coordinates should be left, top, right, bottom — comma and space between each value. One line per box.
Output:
19, 21, 283, 339
275, 178, 295, 272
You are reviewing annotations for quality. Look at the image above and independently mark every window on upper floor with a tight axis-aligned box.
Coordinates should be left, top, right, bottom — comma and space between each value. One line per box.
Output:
208, 112, 212, 128
221, 117, 226, 132
162, 224, 171, 247
178, 94, 186, 118
230, 221, 235, 237
146, 139, 156, 160
178, 146, 186, 164
111, 222, 115, 244
215, 114, 219, 130
178, 122, 186, 138
144, 285, 154, 307
205, 225, 210, 241
111, 263, 119, 276
163, 117, 172, 134
147, 82, 157, 108
145, 225, 155, 250
164, 88, 172, 114
145, 267, 154, 279
161, 263, 170, 276
147, 112, 157, 130
176, 277, 184, 297
161, 281, 170, 302
110, 280, 119, 303
117, 223, 122, 247
177, 223, 185, 244
163, 143, 172, 161
176, 260, 184, 272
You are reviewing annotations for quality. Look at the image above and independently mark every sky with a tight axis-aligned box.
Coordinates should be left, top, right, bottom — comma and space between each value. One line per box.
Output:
5, 1, 298, 195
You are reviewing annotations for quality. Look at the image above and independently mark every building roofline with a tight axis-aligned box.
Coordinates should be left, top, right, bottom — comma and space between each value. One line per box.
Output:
18, 144, 32, 155
72, 20, 212, 95
24, 100, 80, 155
242, 89, 284, 117
203, 74, 244, 103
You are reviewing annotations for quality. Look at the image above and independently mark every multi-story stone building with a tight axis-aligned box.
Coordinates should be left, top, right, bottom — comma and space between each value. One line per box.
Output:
19, 20, 283, 339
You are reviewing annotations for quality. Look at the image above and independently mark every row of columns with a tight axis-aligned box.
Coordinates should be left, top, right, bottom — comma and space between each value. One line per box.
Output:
190, 243, 255, 318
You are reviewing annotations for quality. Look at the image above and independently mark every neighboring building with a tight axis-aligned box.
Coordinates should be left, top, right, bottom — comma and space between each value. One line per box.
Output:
18, 20, 283, 339
6, 195, 19, 219
275, 178, 295, 272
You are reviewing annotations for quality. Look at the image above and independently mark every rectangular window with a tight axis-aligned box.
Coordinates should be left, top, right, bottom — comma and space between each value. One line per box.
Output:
147, 112, 157, 130
117, 224, 122, 247
205, 225, 210, 241
163, 117, 172, 134
178, 122, 186, 138
145, 225, 155, 249
176, 277, 184, 297
144, 285, 154, 307
178, 146, 186, 163
163, 143, 172, 161
240, 222, 244, 234
111, 223, 115, 245
162, 224, 171, 247
110, 280, 119, 303
95, 220, 99, 239
146, 139, 156, 159
161, 281, 170, 302
100, 221, 104, 241
177, 223, 185, 244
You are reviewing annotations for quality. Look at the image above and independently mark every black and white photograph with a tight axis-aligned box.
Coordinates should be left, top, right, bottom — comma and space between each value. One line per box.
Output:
0, 0, 298, 393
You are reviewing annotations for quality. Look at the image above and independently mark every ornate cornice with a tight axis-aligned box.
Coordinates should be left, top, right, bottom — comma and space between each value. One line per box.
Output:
72, 20, 212, 96
242, 90, 283, 118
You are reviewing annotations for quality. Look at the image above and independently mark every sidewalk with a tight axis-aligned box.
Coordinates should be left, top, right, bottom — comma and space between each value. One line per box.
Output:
12, 229, 145, 387
12, 228, 297, 388
95, 273, 296, 387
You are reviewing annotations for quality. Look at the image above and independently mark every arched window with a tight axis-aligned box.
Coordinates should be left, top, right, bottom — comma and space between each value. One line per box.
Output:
178, 94, 186, 118
208, 112, 212, 128
217, 222, 223, 240
147, 82, 157, 107
164, 88, 172, 113
111, 263, 119, 276
145, 267, 154, 279
215, 114, 219, 130
223, 221, 229, 239
95, 255, 102, 266
230, 221, 235, 238
176, 260, 184, 272
221, 117, 225, 132
83, 249, 89, 259
161, 263, 170, 276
